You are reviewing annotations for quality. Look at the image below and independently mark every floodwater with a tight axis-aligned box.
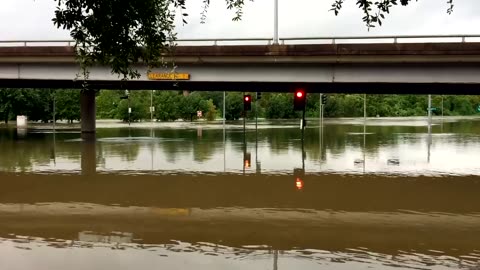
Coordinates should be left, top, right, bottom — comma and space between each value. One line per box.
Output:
1, 117, 480, 269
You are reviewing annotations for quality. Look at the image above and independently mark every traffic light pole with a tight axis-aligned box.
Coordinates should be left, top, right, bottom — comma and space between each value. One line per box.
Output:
301, 107, 306, 172
320, 94, 323, 128
255, 92, 258, 132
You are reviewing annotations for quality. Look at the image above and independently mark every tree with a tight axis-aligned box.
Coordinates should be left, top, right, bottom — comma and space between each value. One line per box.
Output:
264, 94, 298, 119
330, 0, 454, 28
178, 92, 208, 121
154, 91, 181, 121
115, 91, 150, 122
55, 89, 81, 123
0, 89, 53, 123
96, 90, 124, 119
205, 99, 217, 121
51, 0, 455, 80
225, 92, 243, 120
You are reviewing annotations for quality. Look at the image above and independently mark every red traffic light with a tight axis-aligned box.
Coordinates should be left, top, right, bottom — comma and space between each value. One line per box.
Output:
244, 95, 252, 111
294, 89, 306, 111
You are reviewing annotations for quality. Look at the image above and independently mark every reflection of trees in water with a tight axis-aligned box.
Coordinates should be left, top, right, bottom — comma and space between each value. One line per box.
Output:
191, 132, 223, 163
254, 123, 458, 162
153, 129, 194, 163
2, 119, 480, 172
126, 129, 224, 163
100, 142, 141, 162
0, 128, 81, 172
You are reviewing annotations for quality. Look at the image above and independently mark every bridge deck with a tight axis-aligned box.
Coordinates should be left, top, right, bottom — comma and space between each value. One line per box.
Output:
2, 43, 480, 62
1, 42, 480, 94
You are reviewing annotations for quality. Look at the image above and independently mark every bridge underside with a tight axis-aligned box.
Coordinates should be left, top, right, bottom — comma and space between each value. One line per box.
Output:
0, 79, 478, 95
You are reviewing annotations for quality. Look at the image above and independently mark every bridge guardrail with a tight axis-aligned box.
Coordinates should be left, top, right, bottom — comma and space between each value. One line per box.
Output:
0, 35, 480, 47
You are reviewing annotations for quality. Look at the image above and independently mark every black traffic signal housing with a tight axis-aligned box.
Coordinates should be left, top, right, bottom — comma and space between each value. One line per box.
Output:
257, 92, 262, 100
244, 95, 252, 111
294, 89, 307, 111
322, 94, 328, 105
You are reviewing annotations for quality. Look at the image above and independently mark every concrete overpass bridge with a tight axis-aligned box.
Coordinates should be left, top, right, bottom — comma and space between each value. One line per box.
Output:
1, 34, 480, 134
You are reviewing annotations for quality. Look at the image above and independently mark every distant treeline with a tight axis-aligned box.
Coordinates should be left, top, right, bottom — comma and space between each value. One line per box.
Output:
0, 89, 479, 123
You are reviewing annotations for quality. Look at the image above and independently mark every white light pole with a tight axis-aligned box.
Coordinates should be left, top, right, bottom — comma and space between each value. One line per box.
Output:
273, 0, 279, 45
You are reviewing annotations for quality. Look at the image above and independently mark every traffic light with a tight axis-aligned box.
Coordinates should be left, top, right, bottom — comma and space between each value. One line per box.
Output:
257, 92, 262, 100
322, 94, 328, 105
244, 95, 252, 111
294, 89, 307, 111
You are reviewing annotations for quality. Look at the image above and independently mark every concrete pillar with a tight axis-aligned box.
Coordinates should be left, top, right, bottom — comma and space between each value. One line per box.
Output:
81, 90, 96, 135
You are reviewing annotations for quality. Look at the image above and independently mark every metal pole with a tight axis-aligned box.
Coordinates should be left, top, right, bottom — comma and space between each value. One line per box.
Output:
319, 93, 323, 128
301, 108, 305, 138
428, 94, 432, 133
255, 118, 259, 174
273, 0, 279, 45
302, 109, 305, 173
441, 95, 444, 119
53, 90, 56, 132
151, 129, 154, 171
255, 92, 258, 131
364, 94, 367, 122
318, 93, 321, 166
363, 93, 366, 173
441, 95, 444, 133
52, 89, 57, 166
223, 91, 226, 128
427, 94, 432, 163
223, 91, 226, 172
243, 92, 246, 133
150, 90, 153, 123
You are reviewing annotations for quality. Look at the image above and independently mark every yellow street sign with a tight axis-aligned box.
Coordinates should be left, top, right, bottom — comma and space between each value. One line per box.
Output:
148, 72, 190, 80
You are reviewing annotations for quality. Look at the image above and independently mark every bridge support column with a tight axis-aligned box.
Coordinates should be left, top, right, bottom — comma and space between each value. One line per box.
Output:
81, 90, 96, 137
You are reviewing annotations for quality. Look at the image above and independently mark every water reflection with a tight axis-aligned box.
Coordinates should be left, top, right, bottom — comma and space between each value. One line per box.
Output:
2, 118, 480, 269
1, 118, 480, 175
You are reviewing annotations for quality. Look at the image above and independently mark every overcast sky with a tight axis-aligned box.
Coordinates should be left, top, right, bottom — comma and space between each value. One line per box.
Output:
0, 0, 479, 40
